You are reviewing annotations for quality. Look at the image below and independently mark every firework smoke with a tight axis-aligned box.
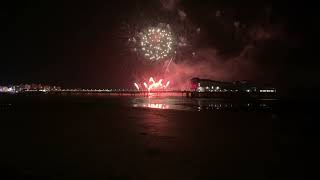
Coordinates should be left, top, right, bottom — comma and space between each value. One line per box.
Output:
160, 0, 181, 11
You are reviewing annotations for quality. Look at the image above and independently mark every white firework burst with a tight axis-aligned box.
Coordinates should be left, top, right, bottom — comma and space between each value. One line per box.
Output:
138, 26, 175, 61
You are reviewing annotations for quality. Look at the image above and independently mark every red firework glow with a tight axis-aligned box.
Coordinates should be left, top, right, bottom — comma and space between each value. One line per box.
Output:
134, 77, 170, 91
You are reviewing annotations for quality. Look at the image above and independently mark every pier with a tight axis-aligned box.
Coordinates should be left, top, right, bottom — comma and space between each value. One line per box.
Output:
15, 89, 277, 98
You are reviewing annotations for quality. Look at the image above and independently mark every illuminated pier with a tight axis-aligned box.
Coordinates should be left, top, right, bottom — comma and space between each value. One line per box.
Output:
51, 89, 191, 97
13, 89, 277, 98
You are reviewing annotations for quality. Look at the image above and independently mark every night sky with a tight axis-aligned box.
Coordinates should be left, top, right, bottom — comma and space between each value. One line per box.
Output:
1, 0, 318, 89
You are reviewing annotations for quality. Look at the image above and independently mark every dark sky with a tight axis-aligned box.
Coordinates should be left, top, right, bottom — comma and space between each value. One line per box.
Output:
1, 0, 318, 89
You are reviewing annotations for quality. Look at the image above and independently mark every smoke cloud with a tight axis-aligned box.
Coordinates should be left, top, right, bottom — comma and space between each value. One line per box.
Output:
161, 23, 284, 89
162, 47, 253, 89
160, 0, 181, 10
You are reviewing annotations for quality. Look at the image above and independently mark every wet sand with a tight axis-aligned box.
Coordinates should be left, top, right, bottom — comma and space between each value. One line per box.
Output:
0, 95, 311, 179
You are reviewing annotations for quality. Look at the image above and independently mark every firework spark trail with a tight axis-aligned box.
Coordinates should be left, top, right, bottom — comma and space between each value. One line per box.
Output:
134, 77, 170, 91
165, 81, 170, 88
149, 77, 155, 84
165, 56, 175, 73
134, 83, 140, 90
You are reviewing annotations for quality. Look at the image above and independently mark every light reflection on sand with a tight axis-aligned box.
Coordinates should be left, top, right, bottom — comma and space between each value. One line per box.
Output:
133, 103, 170, 109
132, 97, 278, 111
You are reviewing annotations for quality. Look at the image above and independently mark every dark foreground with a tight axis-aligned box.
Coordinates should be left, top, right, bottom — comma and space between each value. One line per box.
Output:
0, 94, 317, 179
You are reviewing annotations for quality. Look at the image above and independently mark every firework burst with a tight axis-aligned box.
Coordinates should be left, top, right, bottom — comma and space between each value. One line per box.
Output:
134, 77, 170, 91
138, 26, 175, 61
